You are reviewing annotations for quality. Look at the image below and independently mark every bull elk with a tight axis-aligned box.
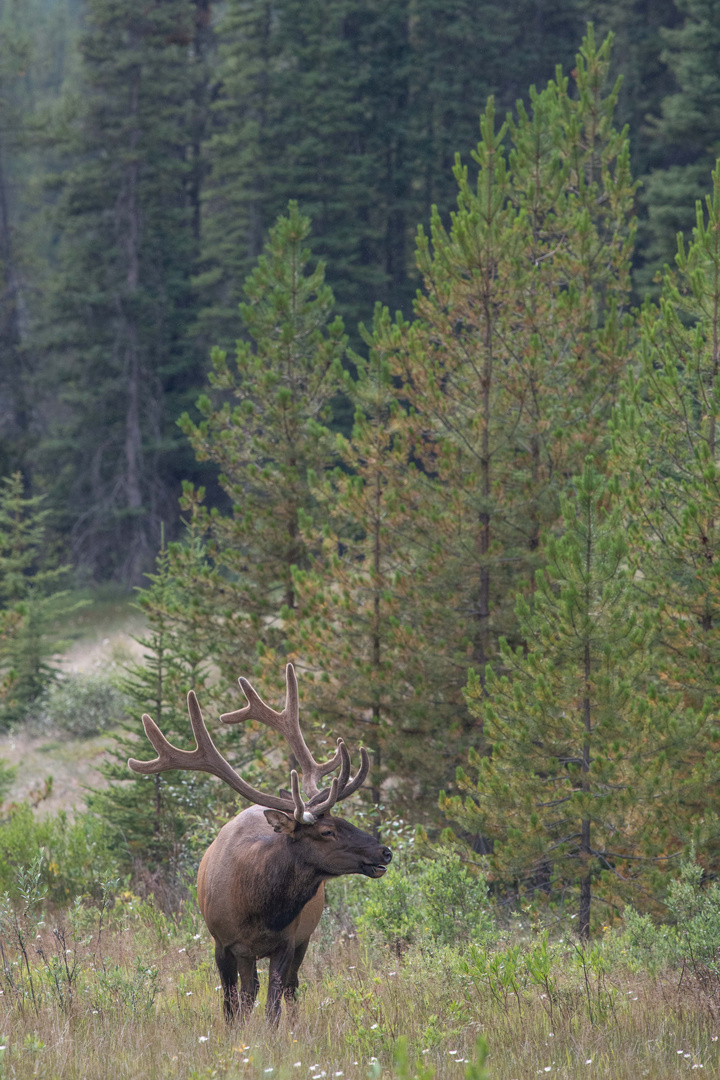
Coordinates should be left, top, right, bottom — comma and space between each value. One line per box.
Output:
128, 663, 391, 1022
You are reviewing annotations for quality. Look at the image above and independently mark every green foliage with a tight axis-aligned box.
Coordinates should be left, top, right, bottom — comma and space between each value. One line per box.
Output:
0, 473, 82, 726
0, 0, 82, 477
612, 160, 720, 870
88, 534, 238, 886
623, 857, 720, 981
92, 959, 161, 1019
639, 0, 720, 285
446, 461, 678, 936
0, 804, 118, 904
358, 850, 493, 949
181, 201, 346, 680
0, 757, 16, 803
35, 674, 127, 738
198, 0, 587, 343
41, 0, 209, 582
372, 29, 636, 771
282, 304, 449, 823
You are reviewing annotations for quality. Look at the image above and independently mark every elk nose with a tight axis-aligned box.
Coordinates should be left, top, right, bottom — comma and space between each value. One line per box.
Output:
380, 847, 392, 864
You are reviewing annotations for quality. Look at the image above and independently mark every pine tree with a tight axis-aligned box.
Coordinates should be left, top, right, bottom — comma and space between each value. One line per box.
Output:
589, 0, 680, 182
0, 473, 78, 726
639, 0, 720, 286
193, 0, 276, 351
198, 0, 589, 348
89, 532, 246, 886
375, 31, 635, 724
612, 160, 720, 867
408, 0, 587, 215
0, 0, 32, 474
41, 0, 207, 582
180, 202, 346, 684
281, 306, 452, 825
443, 462, 680, 938
0, 0, 83, 475
198, 0, 382, 346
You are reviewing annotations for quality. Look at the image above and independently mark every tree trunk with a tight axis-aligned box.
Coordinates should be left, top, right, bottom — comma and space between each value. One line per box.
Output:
0, 139, 27, 462
116, 55, 149, 582
580, 511, 593, 940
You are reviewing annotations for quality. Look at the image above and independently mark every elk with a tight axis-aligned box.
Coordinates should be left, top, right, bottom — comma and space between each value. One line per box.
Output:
128, 663, 391, 1022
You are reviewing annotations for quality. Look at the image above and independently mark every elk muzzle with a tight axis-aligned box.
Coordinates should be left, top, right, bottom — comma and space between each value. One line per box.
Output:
360, 845, 392, 878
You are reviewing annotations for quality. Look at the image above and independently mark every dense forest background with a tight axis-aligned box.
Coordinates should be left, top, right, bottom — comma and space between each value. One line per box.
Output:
4, 0, 720, 934
0, 0, 715, 581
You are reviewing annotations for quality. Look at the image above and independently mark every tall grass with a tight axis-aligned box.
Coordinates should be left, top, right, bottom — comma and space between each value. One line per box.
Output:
1, 882, 719, 1080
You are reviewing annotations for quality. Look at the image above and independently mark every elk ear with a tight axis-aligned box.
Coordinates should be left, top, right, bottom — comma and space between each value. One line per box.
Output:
264, 809, 298, 834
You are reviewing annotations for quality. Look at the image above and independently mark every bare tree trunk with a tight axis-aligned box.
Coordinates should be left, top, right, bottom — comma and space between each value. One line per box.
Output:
474, 151, 495, 690
580, 512, 593, 940
370, 470, 382, 839
0, 139, 27, 460
115, 56, 149, 582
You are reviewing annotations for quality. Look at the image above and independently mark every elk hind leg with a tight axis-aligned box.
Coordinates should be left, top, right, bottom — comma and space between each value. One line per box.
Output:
236, 953, 260, 1019
267, 942, 295, 1023
215, 943, 239, 1022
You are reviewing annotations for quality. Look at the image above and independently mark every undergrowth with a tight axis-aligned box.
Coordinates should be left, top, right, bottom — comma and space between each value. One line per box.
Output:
1, 857, 720, 1080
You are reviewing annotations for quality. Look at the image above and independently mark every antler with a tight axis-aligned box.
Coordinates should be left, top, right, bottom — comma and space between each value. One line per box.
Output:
127, 665, 369, 824
128, 691, 302, 813
220, 663, 369, 820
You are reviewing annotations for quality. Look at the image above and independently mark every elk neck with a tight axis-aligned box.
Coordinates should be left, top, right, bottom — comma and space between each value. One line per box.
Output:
261, 834, 328, 933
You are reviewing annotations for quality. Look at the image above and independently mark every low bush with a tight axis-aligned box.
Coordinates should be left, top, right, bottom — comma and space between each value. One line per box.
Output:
34, 674, 128, 737
357, 848, 493, 949
0, 755, 16, 802
623, 856, 720, 1001
0, 801, 119, 901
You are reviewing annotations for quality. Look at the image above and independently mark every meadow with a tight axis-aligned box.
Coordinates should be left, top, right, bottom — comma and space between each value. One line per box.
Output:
1, 858, 719, 1080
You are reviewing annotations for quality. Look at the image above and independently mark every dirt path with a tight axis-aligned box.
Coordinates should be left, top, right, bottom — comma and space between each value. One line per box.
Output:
0, 729, 116, 815
0, 595, 147, 816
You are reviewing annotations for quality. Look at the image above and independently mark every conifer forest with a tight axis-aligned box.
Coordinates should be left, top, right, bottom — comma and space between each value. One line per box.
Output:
4, 3, 720, 1077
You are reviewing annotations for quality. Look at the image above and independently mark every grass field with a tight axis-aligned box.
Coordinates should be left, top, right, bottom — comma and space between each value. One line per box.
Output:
1, 886, 719, 1080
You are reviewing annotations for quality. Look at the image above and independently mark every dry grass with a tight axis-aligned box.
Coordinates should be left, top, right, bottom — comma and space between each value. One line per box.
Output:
1, 895, 719, 1080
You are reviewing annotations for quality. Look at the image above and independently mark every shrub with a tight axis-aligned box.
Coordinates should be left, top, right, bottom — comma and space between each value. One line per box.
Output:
35, 674, 128, 738
0, 757, 16, 803
0, 802, 119, 902
357, 849, 493, 949
623, 857, 720, 978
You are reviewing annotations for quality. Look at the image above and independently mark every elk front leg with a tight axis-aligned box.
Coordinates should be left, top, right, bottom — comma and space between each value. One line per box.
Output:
283, 939, 309, 1014
267, 942, 295, 1023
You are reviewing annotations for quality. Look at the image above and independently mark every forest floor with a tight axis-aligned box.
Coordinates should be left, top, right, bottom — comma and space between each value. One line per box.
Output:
0, 588, 144, 815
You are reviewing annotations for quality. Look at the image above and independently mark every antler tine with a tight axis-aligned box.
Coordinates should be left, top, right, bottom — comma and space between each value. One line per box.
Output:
307, 775, 340, 817
307, 743, 367, 807
128, 692, 297, 814
290, 769, 320, 824
307, 739, 350, 801
335, 745, 370, 802
127, 713, 178, 774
